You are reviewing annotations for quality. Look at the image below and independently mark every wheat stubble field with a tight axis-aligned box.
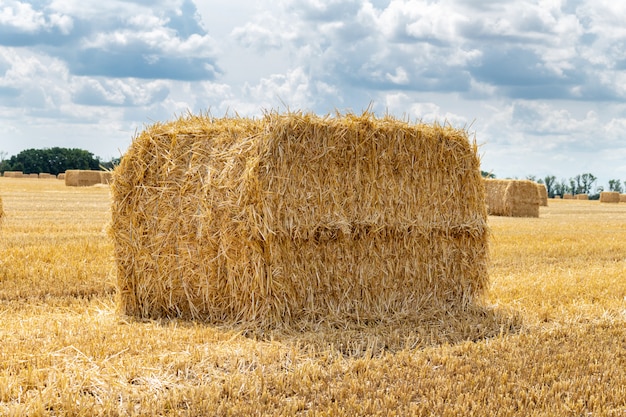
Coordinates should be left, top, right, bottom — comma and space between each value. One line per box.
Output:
0, 177, 625, 416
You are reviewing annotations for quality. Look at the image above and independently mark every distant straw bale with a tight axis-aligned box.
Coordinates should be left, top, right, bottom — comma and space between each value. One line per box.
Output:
65, 170, 103, 187
28, 173, 39, 178
600, 191, 620, 203
57, 173, 65, 180
576, 194, 589, 200
563, 194, 574, 200
2, 171, 23, 178
100, 171, 113, 185
537, 183, 548, 206
38, 173, 54, 179
484, 179, 540, 217
111, 112, 490, 326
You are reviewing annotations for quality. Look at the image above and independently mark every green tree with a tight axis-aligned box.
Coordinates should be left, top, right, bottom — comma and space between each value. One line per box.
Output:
542, 175, 556, 198
608, 179, 623, 193
1, 148, 100, 176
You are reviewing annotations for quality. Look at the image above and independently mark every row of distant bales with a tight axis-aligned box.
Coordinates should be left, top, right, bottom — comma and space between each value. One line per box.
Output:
2, 170, 111, 186
2, 169, 625, 218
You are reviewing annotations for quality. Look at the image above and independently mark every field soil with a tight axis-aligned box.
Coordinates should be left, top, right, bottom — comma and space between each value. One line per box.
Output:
1, 177, 625, 416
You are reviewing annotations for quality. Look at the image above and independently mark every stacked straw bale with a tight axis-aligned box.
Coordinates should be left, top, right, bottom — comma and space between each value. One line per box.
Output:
537, 183, 548, 206
65, 170, 104, 187
576, 194, 589, 200
484, 179, 540, 217
100, 171, 113, 185
600, 191, 620, 203
3, 171, 23, 178
111, 112, 490, 326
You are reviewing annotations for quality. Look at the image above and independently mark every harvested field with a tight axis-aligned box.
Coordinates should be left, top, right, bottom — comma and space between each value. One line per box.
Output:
1, 178, 626, 416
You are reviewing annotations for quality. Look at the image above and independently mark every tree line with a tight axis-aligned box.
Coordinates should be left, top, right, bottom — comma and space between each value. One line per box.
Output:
0, 148, 119, 176
521, 173, 624, 199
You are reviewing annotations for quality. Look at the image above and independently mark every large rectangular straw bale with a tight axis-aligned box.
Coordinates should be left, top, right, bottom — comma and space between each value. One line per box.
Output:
600, 191, 620, 203
484, 179, 540, 217
2, 171, 23, 178
537, 183, 548, 206
57, 173, 66, 180
576, 194, 589, 200
111, 112, 489, 326
65, 170, 103, 187
563, 194, 574, 200
621, 194, 626, 203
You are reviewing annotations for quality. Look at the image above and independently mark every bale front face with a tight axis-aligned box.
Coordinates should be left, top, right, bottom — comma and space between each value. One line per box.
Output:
111, 113, 489, 326
484, 179, 540, 217
600, 191, 620, 203
65, 170, 103, 187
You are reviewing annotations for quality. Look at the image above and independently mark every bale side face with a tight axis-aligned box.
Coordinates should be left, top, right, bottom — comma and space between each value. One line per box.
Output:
537, 184, 548, 206
621, 194, 626, 203
111, 113, 489, 326
600, 191, 620, 203
65, 170, 102, 187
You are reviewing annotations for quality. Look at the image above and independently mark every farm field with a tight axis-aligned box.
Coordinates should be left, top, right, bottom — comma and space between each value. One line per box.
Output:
1, 177, 625, 416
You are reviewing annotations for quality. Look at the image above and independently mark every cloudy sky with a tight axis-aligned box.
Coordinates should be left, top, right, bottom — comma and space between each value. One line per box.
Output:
1, 0, 625, 186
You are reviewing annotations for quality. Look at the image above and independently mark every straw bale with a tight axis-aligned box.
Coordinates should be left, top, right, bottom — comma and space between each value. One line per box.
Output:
576, 194, 589, 200
600, 191, 620, 203
2, 171, 23, 178
38, 173, 54, 179
563, 194, 574, 200
552, 195, 561, 199
111, 112, 490, 326
484, 179, 540, 217
621, 194, 626, 203
537, 184, 548, 206
65, 170, 103, 187
100, 171, 113, 185
57, 173, 65, 180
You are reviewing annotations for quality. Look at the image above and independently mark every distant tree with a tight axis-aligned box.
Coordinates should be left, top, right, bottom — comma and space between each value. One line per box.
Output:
526, 175, 537, 182
542, 175, 556, 198
553, 179, 569, 197
1, 148, 100, 176
608, 179, 623, 193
